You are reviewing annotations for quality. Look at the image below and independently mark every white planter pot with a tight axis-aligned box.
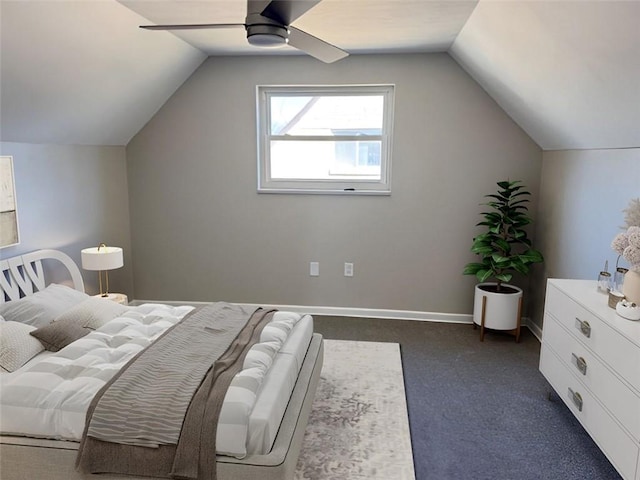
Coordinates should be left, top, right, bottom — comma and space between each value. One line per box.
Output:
473, 283, 523, 331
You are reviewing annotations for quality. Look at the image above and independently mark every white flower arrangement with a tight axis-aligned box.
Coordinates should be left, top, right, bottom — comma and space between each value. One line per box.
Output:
623, 198, 640, 228
612, 198, 640, 272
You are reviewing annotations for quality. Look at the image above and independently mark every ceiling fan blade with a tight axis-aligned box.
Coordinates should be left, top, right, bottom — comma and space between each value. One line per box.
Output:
288, 26, 348, 64
140, 23, 244, 31
259, 0, 322, 25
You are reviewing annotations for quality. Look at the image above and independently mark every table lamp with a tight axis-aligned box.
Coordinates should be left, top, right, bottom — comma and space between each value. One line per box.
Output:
81, 244, 123, 297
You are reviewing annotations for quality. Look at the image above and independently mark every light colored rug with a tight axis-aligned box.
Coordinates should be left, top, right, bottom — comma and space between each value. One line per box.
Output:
294, 340, 415, 480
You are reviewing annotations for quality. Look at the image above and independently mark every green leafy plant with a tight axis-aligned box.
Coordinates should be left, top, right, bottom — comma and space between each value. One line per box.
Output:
463, 180, 544, 291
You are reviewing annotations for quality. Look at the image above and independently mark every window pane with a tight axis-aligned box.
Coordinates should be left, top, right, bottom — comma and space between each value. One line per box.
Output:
270, 140, 382, 180
270, 96, 384, 136
258, 84, 394, 194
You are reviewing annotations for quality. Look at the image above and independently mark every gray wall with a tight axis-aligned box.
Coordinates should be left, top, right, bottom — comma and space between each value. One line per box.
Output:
2, 56, 635, 329
530, 147, 640, 328
127, 53, 542, 315
0, 142, 133, 297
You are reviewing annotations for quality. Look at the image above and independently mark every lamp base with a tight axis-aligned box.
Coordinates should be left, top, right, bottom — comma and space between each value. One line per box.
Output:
93, 293, 128, 305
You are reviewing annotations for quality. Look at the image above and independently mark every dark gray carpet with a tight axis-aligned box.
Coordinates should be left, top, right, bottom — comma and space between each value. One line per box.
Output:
313, 316, 622, 480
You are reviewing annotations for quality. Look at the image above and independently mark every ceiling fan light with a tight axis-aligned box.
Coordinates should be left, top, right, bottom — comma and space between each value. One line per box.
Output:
246, 24, 288, 48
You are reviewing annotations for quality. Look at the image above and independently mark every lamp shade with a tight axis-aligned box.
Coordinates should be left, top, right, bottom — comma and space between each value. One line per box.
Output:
81, 245, 123, 271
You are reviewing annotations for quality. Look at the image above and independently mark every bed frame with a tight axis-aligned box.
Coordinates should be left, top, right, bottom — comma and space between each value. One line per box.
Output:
0, 250, 323, 480
1, 249, 85, 302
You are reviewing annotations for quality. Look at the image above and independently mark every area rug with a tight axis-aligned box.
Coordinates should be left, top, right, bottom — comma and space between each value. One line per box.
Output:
294, 340, 415, 480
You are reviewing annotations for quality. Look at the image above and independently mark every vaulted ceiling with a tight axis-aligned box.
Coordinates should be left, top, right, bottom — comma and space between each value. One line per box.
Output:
1, 0, 638, 150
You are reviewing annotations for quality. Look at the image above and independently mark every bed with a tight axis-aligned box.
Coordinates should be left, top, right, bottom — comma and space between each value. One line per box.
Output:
0, 249, 323, 480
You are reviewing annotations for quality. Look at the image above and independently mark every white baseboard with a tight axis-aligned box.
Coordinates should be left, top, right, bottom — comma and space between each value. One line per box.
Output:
524, 317, 543, 341
132, 299, 473, 323
131, 299, 541, 339
241, 303, 474, 324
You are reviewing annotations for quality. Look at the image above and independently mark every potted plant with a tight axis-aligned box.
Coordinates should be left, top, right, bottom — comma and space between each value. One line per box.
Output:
463, 180, 544, 341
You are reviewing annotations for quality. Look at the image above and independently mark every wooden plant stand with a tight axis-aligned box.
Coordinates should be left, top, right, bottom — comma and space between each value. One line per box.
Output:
473, 295, 523, 342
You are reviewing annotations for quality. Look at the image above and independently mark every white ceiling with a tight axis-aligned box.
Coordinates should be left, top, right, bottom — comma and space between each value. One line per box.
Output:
1, 0, 639, 149
119, 0, 478, 55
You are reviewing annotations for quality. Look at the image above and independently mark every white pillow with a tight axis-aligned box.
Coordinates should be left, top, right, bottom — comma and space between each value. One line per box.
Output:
54, 297, 129, 330
0, 284, 89, 328
0, 321, 45, 372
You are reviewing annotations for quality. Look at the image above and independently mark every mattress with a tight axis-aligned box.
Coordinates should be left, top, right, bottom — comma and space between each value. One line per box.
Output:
248, 313, 313, 454
0, 303, 313, 458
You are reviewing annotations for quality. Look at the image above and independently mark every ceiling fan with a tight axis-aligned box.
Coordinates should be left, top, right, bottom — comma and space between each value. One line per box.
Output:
140, 0, 349, 64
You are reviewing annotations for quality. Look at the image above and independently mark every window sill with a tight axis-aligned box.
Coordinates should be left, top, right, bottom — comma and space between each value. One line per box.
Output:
257, 188, 391, 196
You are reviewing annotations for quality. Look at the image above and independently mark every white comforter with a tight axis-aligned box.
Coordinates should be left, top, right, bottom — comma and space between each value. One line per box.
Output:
0, 304, 308, 458
0, 304, 193, 441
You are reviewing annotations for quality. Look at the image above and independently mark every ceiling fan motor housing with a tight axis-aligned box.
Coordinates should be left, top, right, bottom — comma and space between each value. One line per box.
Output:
245, 13, 289, 47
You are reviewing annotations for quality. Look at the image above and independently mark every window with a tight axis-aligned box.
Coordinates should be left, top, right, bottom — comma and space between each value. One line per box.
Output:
257, 85, 394, 194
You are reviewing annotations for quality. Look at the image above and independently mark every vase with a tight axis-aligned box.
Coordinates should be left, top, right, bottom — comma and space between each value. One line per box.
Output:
622, 270, 640, 304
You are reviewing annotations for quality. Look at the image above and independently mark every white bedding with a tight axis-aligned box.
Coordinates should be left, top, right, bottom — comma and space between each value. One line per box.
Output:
0, 303, 313, 458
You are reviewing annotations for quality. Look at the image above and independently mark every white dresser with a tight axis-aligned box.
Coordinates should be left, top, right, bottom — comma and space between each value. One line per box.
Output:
540, 279, 640, 480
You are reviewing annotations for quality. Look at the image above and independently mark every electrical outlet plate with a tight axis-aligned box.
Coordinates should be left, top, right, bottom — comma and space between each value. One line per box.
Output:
344, 262, 354, 277
310, 262, 319, 276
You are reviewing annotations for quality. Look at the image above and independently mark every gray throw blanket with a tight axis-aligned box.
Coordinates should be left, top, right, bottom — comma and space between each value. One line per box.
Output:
76, 302, 275, 480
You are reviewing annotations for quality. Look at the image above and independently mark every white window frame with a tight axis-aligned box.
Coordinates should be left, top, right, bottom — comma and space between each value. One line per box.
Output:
256, 85, 394, 195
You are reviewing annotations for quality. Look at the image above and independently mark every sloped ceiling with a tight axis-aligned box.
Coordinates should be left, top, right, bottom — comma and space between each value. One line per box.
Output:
0, 0, 206, 146
1, 0, 638, 150
450, 0, 640, 150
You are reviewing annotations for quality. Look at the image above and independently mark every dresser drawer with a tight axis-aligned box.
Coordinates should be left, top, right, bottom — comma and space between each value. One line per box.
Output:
540, 344, 639, 480
543, 313, 640, 441
546, 284, 640, 390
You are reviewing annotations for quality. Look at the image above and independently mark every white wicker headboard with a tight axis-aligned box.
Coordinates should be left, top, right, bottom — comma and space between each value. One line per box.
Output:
0, 249, 85, 303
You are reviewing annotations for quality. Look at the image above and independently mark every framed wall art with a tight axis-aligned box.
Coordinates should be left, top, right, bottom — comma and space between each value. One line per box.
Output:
0, 155, 19, 248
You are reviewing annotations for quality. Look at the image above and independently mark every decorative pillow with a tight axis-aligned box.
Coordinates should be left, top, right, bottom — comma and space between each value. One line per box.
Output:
54, 297, 129, 330
30, 318, 91, 352
0, 284, 89, 328
0, 321, 45, 372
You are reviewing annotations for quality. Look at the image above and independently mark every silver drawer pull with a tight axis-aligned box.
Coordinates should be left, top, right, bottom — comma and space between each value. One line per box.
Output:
571, 353, 588, 375
568, 388, 583, 412
575, 318, 591, 338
